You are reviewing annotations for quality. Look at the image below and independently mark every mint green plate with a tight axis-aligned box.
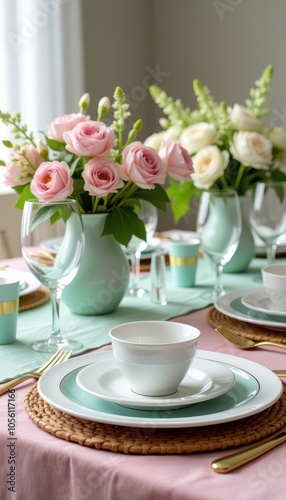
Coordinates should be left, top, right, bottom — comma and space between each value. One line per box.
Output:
215, 289, 286, 330
38, 350, 282, 428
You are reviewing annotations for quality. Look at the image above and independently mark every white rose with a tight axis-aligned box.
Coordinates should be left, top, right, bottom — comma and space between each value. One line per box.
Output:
180, 122, 218, 155
267, 126, 286, 150
143, 132, 165, 151
230, 131, 272, 169
191, 145, 229, 189
230, 104, 263, 132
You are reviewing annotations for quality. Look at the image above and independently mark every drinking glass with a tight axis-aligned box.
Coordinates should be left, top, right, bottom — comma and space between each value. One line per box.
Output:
127, 201, 158, 297
249, 181, 286, 264
21, 199, 85, 353
197, 190, 242, 299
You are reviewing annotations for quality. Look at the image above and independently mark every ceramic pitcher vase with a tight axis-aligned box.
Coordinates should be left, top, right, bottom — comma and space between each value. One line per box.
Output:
62, 213, 130, 315
224, 195, 255, 273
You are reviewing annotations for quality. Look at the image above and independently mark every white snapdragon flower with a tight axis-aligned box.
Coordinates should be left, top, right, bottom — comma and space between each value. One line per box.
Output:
36, 139, 49, 160
230, 104, 263, 132
230, 131, 272, 169
180, 122, 218, 155
191, 145, 229, 189
78, 93, 90, 112
267, 126, 286, 150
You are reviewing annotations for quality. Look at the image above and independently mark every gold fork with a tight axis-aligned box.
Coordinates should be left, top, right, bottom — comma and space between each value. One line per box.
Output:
0, 349, 72, 395
215, 325, 286, 350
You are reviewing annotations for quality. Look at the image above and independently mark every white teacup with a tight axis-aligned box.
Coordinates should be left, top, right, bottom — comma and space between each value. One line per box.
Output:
109, 321, 200, 397
262, 264, 286, 311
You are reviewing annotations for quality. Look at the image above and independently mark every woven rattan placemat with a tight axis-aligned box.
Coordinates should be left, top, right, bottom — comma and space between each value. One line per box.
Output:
208, 307, 286, 345
19, 286, 50, 312
24, 383, 286, 455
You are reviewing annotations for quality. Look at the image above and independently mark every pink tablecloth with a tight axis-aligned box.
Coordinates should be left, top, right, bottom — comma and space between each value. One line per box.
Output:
1, 300, 286, 500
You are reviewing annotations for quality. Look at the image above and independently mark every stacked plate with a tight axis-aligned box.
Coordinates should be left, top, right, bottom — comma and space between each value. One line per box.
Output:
215, 288, 286, 330
38, 349, 282, 428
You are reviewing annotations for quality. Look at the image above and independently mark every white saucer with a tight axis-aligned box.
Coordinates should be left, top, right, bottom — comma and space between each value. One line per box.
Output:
76, 357, 235, 410
241, 289, 286, 318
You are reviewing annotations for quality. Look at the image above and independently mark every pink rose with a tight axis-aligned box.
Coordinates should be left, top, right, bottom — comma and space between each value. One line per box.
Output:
159, 141, 193, 181
47, 113, 90, 142
63, 120, 116, 157
30, 161, 73, 202
82, 157, 124, 197
121, 141, 166, 189
3, 145, 43, 187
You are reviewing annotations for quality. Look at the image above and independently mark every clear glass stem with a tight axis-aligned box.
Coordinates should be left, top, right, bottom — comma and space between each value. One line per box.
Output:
214, 262, 224, 296
49, 288, 63, 346
130, 250, 142, 290
266, 244, 277, 264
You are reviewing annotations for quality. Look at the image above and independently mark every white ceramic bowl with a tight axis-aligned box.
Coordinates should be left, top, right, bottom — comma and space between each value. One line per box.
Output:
109, 321, 200, 397
262, 264, 286, 311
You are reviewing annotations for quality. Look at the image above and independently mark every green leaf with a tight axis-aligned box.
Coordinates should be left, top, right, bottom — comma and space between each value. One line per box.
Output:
59, 204, 71, 223
166, 180, 200, 222
69, 155, 83, 175
102, 206, 146, 246
15, 184, 36, 209
131, 184, 169, 210
72, 178, 85, 197
46, 137, 66, 151
29, 205, 59, 232
0, 160, 6, 166
2, 140, 13, 148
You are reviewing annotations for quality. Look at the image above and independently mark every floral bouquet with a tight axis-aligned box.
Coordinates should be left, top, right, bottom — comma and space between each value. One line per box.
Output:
147, 65, 286, 222
0, 87, 193, 246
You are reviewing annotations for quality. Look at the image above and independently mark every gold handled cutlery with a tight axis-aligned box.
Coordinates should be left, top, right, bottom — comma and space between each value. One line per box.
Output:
212, 430, 286, 473
0, 349, 72, 395
215, 325, 286, 350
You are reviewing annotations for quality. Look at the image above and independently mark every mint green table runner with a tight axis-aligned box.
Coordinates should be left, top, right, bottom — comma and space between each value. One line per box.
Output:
0, 257, 276, 381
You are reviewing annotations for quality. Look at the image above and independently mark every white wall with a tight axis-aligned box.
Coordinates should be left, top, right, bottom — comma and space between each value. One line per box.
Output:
2, 0, 286, 256
82, 0, 286, 230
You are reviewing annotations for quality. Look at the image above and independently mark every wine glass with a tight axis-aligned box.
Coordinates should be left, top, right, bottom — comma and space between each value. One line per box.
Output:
197, 190, 242, 300
21, 199, 85, 353
127, 201, 158, 297
249, 181, 286, 264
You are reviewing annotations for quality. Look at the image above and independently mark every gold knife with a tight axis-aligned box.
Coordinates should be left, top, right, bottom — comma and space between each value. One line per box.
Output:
212, 430, 286, 473
273, 370, 286, 377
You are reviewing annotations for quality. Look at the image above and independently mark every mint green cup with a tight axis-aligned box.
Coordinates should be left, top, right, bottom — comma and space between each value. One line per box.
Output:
0, 275, 20, 344
169, 239, 200, 287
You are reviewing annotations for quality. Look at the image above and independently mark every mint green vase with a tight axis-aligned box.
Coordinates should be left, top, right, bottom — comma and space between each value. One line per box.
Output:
62, 214, 129, 315
224, 196, 255, 273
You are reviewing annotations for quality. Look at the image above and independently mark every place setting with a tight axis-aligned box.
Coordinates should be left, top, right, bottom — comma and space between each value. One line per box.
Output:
208, 262, 286, 347
23, 319, 286, 457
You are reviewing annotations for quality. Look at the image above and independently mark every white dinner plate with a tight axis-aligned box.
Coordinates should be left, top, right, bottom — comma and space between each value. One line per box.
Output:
76, 357, 235, 410
37, 350, 282, 428
215, 288, 286, 330
241, 289, 286, 318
